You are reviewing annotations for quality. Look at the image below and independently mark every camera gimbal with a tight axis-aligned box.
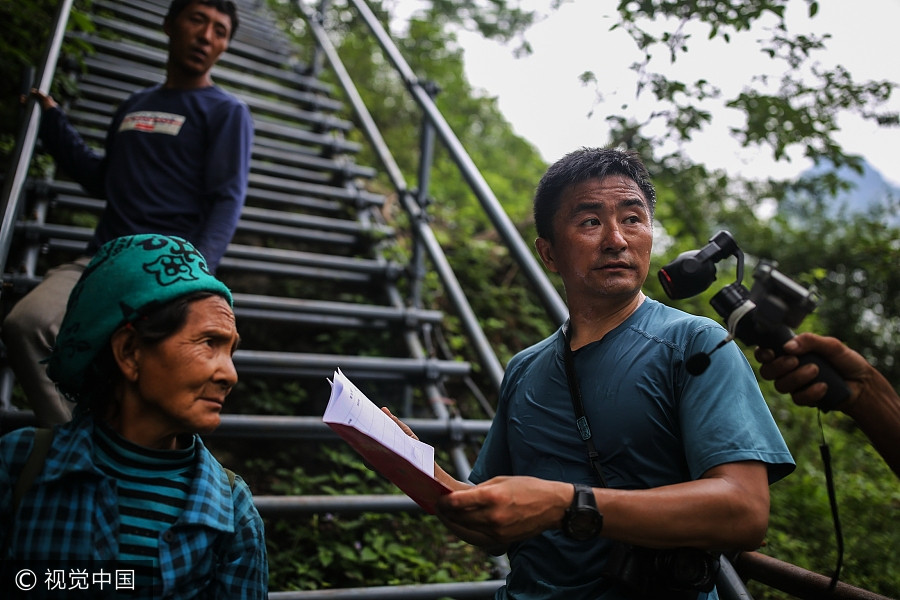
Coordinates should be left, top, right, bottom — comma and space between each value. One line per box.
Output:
658, 230, 849, 411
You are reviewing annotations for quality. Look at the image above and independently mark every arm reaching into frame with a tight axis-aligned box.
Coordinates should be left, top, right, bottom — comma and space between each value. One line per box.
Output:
756, 332, 900, 478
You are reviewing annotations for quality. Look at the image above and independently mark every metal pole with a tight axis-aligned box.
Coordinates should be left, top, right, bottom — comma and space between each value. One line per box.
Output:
300, 4, 506, 392
717, 555, 754, 600
411, 80, 439, 314
734, 551, 894, 600
345, 0, 568, 326
269, 580, 504, 599
0, 0, 75, 279
307, 0, 332, 77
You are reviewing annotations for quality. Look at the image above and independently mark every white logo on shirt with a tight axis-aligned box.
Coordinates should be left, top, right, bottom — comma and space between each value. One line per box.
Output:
118, 112, 186, 136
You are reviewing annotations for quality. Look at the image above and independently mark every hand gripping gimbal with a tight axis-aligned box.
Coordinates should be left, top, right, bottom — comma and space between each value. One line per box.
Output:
657, 230, 849, 411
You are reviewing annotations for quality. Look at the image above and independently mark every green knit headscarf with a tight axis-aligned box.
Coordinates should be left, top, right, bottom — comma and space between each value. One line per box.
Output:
47, 234, 233, 403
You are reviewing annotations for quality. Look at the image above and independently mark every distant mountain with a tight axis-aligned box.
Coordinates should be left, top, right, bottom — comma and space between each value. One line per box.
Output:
797, 160, 900, 223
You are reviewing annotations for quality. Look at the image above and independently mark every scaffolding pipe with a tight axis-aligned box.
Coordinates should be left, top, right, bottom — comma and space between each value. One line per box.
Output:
345, 0, 568, 327
232, 350, 470, 376
253, 494, 421, 515
0, 0, 74, 278
231, 293, 444, 323
717, 555, 754, 600
0, 411, 493, 443
215, 414, 492, 439
269, 580, 504, 599
383, 275, 510, 577
411, 80, 439, 313
734, 552, 894, 600
301, 4, 507, 392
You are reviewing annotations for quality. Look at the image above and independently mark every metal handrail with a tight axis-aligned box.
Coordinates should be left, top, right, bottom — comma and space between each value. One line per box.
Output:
0, 0, 75, 281
302, 1, 510, 392
343, 0, 569, 327
269, 580, 504, 600
733, 552, 894, 600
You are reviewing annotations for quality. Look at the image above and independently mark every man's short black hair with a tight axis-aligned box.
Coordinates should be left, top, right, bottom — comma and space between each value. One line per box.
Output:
533, 147, 657, 242
166, 0, 239, 39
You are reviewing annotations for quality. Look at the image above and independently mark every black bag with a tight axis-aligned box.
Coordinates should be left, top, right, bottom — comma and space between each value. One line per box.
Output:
602, 542, 720, 599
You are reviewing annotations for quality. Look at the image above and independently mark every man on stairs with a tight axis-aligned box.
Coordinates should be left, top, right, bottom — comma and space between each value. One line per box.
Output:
3, 0, 253, 427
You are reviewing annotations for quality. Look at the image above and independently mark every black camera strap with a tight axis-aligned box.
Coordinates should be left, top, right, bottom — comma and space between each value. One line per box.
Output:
562, 320, 608, 488
818, 412, 844, 591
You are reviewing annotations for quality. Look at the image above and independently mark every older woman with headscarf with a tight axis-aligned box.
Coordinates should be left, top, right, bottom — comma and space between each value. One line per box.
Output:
0, 234, 267, 598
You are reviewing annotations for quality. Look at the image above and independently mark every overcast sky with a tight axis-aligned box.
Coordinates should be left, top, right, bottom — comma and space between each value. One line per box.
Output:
390, 0, 900, 186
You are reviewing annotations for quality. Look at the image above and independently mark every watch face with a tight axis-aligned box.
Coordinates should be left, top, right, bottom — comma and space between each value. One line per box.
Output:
566, 509, 601, 540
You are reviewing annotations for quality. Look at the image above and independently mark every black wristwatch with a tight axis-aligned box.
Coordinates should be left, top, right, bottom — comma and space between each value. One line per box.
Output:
562, 483, 602, 540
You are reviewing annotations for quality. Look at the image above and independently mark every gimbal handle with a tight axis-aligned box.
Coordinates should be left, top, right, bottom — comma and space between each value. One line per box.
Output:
760, 328, 851, 413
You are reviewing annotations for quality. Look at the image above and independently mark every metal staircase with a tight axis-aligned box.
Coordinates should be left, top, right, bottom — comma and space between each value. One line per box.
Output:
2, 0, 481, 411
0, 0, 506, 596
0, 1, 892, 599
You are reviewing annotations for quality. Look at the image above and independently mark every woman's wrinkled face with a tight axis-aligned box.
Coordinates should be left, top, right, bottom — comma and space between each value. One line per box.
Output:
125, 295, 239, 443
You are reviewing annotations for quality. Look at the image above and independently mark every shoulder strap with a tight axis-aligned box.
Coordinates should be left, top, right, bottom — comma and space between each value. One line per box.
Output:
562, 322, 608, 488
12, 428, 54, 514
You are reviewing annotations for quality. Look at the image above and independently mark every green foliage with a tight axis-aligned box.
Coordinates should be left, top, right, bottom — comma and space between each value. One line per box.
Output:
425, 233, 557, 367
258, 445, 494, 591
268, 509, 491, 591
726, 65, 893, 166
758, 403, 900, 598
604, 0, 896, 178
410, 0, 538, 54
0, 0, 94, 171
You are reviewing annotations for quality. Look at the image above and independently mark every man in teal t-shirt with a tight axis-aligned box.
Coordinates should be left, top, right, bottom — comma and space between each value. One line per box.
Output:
392, 147, 795, 600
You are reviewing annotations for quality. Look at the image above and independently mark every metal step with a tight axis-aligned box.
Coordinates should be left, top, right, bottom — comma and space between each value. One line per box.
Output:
14, 215, 370, 253
231, 351, 470, 380
36, 168, 383, 213
211, 414, 491, 441
77, 57, 350, 129
88, 9, 324, 93
230, 293, 442, 329
63, 103, 361, 158
246, 173, 383, 207
267, 582, 502, 600
68, 34, 343, 113
96, 0, 310, 77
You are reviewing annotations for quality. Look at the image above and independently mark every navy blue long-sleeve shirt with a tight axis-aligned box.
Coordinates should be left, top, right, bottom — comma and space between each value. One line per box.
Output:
39, 84, 253, 272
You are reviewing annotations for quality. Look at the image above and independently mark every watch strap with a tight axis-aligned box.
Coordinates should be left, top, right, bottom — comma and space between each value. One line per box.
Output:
572, 483, 596, 508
